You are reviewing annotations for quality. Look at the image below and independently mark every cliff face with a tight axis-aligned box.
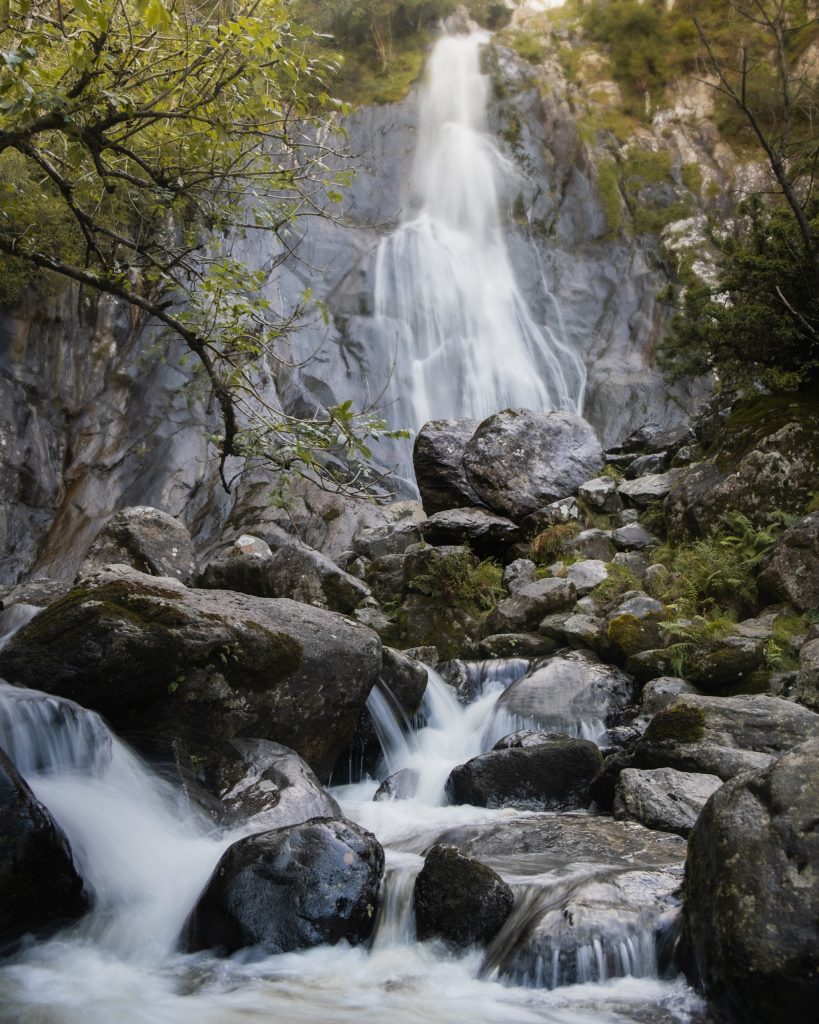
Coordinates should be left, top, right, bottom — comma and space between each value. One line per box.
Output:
0, 26, 725, 585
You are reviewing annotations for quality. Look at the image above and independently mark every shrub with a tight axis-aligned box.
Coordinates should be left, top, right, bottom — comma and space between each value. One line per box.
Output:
530, 523, 581, 564
410, 549, 505, 615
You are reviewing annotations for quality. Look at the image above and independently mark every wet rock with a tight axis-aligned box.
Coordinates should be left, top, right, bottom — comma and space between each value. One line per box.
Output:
566, 560, 609, 596
413, 419, 483, 515
0, 565, 382, 778
462, 410, 603, 521
438, 659, 478, 705
577, 477, 622, 514
797, 638, 819, 712
184, 817, 384, 956
198, 535, 275, 597
0, 578, 72, 611
80, 506, 196, 584
502, 558, 536, 594
566, 529, 615, 562
613, 767, 721, 838
497, 654, 637, 736
421, 507, 519, 556
352, 521, 424, 561
374, 768, 419, 802
414, 844, 514, 947
757, 511, 819, 612
477, 633, 557, 659
493, 730, 560, 749
381, 647, 428, 717
635, 693, 819, 780
211, 738, 341, 831
265, 542, 372, 614
618, 470, 681, 508
445, 736, 602, 811
611, 523, 660, 551
483, 578, 576, 634
0, 747, 89, 948
684, 738, 819, 1024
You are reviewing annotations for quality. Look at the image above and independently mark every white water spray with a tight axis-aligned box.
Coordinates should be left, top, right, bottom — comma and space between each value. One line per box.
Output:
374, 32, 586, 435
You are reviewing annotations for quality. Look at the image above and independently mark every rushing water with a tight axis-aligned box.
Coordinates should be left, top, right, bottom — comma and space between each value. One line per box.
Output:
374, 32, 586, 440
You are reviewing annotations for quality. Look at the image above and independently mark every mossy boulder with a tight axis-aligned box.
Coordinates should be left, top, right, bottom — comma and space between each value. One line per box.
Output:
0, 565, 382, 778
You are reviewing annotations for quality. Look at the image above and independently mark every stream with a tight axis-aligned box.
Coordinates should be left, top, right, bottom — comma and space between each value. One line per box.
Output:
0, 605, 709, 1024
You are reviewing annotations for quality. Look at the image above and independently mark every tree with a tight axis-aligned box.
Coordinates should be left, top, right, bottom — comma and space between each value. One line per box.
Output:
662, 1, 819, 392
0, 0, 404, 491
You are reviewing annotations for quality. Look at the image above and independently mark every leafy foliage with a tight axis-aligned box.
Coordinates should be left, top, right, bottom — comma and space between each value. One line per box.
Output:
410, 548, 504, 616
0, 0, 406, 491
530, 522, 580, 565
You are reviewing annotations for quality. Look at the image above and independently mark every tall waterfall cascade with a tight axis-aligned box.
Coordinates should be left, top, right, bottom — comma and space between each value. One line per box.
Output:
374, 32, 586, 433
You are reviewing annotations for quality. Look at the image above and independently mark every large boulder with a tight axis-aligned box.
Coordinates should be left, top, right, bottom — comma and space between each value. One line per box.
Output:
413, 418, 483, 515
0, 565, 382, 778
445, 736, 602, 811
0, 748, 89, 947
462, 410, 604, 520
684, 738, 819, 1024
482, 578, 576, 635
207, 739, 340, 831
421, 508, 519, 557
197, 535, 276, 597
635, 693, 819, 780
184, 817, 384, 956
80, 506, 196, 584
414, 844, 513, 947
496, 653, 637, 737
264, 542, 372, 614
613, 767, 722, 838
617, 470, 682, 508
757, 511, 819, 612
665, 395, 819, 539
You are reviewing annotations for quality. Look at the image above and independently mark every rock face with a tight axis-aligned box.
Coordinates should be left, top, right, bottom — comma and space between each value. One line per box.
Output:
0, 565, 382, 778
635, 694, 819, 780
613, 767, 721, 838
80, 506, 196, 584
684, 738, 819, 1024
496, 654, 637, 736
185, 818, 384, 956
414, 844, 514, 947
445, 736, 602, 811
209, 739, 341, 831
0, 748, 89, 947
757, 511, 819, 612
462, 410, 604, 520
413, 419, 483, 514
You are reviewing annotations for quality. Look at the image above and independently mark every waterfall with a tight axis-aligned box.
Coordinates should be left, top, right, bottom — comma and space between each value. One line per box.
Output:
374, 32, 586, 439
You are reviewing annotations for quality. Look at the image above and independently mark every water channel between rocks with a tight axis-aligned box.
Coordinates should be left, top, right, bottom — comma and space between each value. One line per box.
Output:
0, 606, 709, 1024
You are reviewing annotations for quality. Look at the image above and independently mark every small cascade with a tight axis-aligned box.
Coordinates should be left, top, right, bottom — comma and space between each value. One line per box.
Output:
371, 852, 422, 950
366, 681, 417, 775
374, 32, 586, 458
0, 602, 40, 651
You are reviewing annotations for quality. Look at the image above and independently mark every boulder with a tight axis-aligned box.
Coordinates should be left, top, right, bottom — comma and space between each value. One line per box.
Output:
613, 767, 722, 837
612, 551, 650, 579
0, 565, 382, 778
560, 614, 612, 656
414, 844, 513, 947
618, 470, 682, 508
635, 693, 819, 780
611, 523, 660, 551
686, 634, 766, 691
477, 633, 557, 659
184, 818, 384, 956
797, 638, 819, 712
381, 647, 428, 718
265, 542, 372, 614
483, 578, 576, 635
566, 529, 616, 562
437, 659, 478, 705
80, 506, 196, 584
665, 396, 819, 539
577, 477, 622, 514
198, 535, 275, 597
0, 748, 89, 947
0, 578, 72, 611
496, 654, 637, 737
462, 410, 603, 520
565, 560, 608, 596
208, 738, 341, 832
502, 559, 536, 594
639, 677, 700, 718
413, 419, 483, 515
757, 511, 819, 612
625, 453, 669, 478
421, 507, 519, 556
684, 738, 819, 1024
352, 521, 424, 561
374, 768, 419, 802
445, 736, 602, 811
